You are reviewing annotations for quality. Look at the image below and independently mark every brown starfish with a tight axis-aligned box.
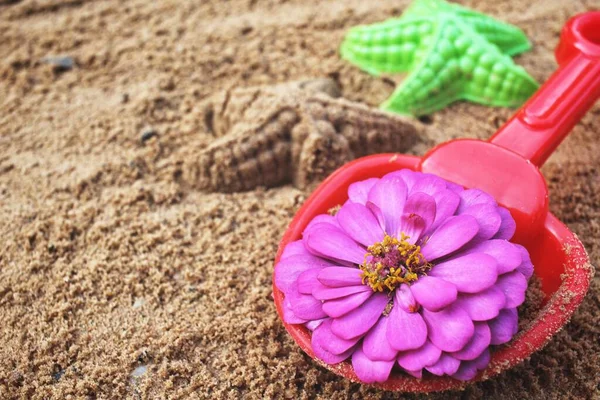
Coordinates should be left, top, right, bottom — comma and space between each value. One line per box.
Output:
191, 79, 421, 192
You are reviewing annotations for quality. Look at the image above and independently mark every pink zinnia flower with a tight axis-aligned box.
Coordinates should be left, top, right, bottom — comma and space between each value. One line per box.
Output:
275, 170, 533, 383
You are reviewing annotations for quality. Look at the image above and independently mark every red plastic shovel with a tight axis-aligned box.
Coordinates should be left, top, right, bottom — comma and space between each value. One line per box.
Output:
273, 12, 599, 392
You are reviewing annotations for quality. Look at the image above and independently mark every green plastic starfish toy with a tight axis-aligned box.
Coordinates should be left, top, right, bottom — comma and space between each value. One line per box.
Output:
341, 0, 539, 116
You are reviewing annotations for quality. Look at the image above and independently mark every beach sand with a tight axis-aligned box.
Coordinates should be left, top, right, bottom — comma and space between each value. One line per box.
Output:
0, 0, 599, 398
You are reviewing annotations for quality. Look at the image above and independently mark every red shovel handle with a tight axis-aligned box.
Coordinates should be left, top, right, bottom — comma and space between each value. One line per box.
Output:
490, 12, 600, 167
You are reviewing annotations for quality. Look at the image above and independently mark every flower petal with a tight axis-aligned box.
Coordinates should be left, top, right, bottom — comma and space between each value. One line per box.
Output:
313, 284, 371, 301
305, 225, 366, 265
297, 269, 322, 294
366, 201, 386, 231
489, 308, 518, 345
399, 214, 426, 245
425, 353, 461, 376
497, 271, 528, 308
303, 220, 335, 242
464, 239, 523, 274
396, 340, 442, 371
473, 348, 491, 369
331, 293, 388, 340
385, 169, 418, 190
317, 267, 363, 287
446, 181, 465, 193
493, 207, 517, 240
312, 319, 360, 355
362, 316, 398, 361
283, 298, 308, 324
352, 346, 395, 383
275, 254, 332, 293
405, 369, 423, 378
458, 189, 496, 212
427, 189, 461, 234
459, 204, 502, 242
305, 318, 325, 331
429, 253, 498, 293
387, 289, 427, 351
410, 174, 447, 197
312, 325, 356, 364
516, 244, 534, 279
304, 214, 339, 236
400, 192, 436, 238
452, 349, 490, 381
450, 322, 491, 360
322, 290, 373, 318
422, 305, 475, 352
281, 240, 310, 260
367, 175, 408, 235
394, 283, 418, 312
287, 283, 327, 320
336, 202, 385, 246
348, 178, 379, 205
420, 215, 479, 261
455, 286, 506, 321
410, 276, 457, 311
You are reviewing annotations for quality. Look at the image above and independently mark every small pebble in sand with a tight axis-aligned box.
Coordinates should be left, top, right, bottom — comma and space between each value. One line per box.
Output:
41, 55, 75, 72
130, 365, 148, 378
140, 128, 158, 143
132, 297, 146, 309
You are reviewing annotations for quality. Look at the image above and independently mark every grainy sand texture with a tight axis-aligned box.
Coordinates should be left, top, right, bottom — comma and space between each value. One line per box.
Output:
0, 0, 599, 399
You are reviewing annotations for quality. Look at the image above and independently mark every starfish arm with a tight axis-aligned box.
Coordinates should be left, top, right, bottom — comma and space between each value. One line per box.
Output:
447, 5, 532, 56
381, 19, 465, 116
381, 20, 538, 116
306, 96, 421, 157
462, 57, 539, 108
454, 24, 539, 107
340, 17, 435, 75
403, 0, 531, 56
196, 108, 297, 192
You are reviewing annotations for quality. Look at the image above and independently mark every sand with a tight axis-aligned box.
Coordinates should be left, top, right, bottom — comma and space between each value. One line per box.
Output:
0, 0, 599, 399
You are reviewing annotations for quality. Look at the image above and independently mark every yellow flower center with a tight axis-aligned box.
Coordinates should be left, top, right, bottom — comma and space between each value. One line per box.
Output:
359, 234, 431, 292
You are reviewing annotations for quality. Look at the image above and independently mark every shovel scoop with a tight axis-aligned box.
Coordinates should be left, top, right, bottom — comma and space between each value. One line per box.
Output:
273, 12, 599, 392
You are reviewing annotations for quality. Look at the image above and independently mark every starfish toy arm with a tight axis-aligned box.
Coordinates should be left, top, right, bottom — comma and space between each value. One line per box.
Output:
380, 19, 539, 116
403, 0, 532, 56
341, 0, 538, 116
340, 17, 435, 75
